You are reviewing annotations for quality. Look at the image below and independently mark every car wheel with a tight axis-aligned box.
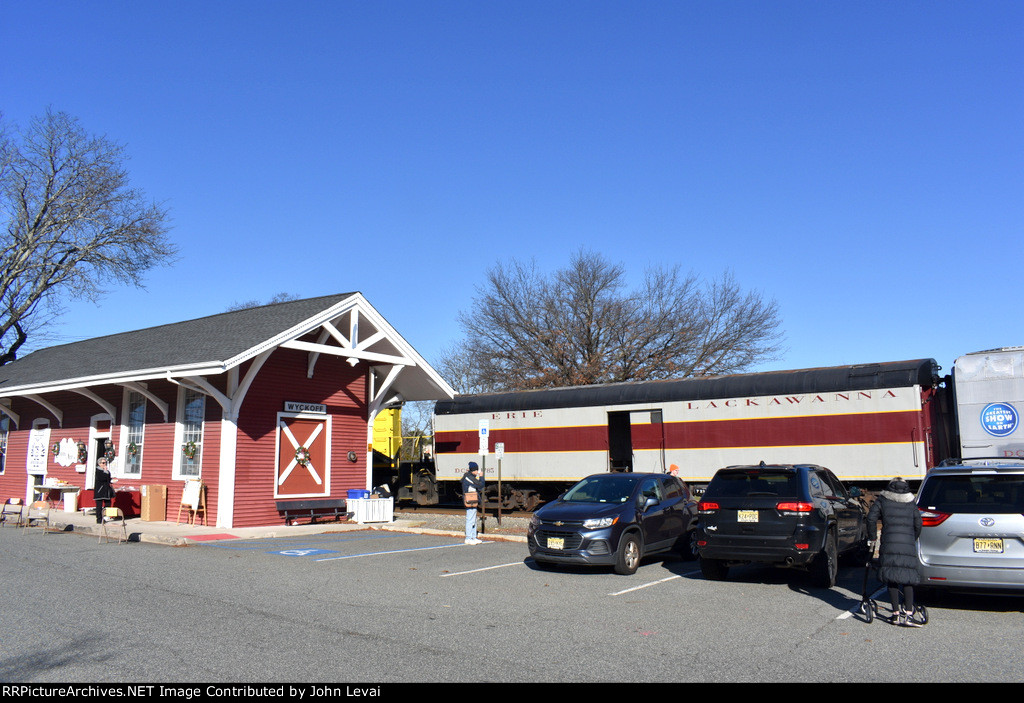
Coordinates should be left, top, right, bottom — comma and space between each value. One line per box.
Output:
614, 533, 642, 575
700, 557, 729, 581
812, 530, 838, 589
674, 529, 700, 560
684, 529, 700, 560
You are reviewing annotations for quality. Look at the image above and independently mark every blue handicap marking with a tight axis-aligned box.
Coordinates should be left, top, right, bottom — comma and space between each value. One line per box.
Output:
272, 548, 338, 557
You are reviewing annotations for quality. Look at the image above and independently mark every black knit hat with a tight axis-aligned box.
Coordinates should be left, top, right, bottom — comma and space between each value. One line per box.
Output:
886, 477, 910, 493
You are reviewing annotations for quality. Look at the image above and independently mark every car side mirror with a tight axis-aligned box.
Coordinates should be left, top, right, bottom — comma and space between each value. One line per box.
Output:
642, 496, 660, 511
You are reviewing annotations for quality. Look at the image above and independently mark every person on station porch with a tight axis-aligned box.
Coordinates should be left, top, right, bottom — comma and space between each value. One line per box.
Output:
461, 461, 484, 545
93, 457, 117, 524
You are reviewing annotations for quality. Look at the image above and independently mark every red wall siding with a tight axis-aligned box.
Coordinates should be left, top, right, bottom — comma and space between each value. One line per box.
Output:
232, 347, 369, 527
1, 415, 32, 499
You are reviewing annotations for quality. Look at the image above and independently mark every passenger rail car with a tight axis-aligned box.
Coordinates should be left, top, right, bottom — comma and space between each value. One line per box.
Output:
433, 359, 953, 509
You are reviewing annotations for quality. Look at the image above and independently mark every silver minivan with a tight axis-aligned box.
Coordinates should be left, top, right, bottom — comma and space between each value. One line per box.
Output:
916, 458, 1024, 591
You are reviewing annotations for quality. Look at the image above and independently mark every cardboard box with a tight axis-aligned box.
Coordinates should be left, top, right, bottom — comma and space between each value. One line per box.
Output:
141, 485, 167, 521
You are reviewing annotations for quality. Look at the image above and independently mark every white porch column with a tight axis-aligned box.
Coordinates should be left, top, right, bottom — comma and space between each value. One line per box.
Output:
216, 415, 238, 528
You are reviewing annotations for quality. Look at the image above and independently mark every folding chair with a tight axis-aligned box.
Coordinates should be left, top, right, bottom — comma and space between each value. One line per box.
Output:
1, 498, 24, 527
23, 501, 51, 533
100, 506, 128, 544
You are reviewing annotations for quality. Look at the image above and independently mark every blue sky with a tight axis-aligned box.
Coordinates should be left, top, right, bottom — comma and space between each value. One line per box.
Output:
2, 1, 1021, 380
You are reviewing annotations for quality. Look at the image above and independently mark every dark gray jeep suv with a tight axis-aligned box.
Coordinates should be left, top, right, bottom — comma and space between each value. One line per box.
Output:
696, 463, 868, 588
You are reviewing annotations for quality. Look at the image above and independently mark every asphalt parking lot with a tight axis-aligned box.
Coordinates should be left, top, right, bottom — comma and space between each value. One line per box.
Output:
3, 527, 1023, 683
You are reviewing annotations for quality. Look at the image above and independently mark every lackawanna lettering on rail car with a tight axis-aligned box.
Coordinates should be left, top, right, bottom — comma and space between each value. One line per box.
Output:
485, 390, 902, 421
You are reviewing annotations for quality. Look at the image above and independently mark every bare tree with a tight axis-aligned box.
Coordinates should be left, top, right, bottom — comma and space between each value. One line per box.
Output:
225, 292, 301, 311
433, 343, 496, 396
398, 400, 435, 462
0, 110, 175, 364
444, 249, 784, 392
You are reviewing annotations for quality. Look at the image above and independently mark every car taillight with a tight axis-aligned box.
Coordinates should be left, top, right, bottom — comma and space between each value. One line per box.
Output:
698, 501, 719, 512
776, 501, 813, 512
919, 508, 951, 527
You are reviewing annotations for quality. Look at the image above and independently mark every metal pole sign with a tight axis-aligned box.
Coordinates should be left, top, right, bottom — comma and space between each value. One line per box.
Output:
495, 442, 504, 525
478, 419, 489, 455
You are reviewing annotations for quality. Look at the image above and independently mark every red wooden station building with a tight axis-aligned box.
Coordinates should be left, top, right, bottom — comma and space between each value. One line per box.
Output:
0, 293, 454, 527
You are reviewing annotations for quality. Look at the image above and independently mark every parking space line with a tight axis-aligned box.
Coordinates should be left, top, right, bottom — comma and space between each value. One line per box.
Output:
609, 574, 682, 595
837, 586, 887, 620
441, 562, 523, 578
314, 541, 468, 562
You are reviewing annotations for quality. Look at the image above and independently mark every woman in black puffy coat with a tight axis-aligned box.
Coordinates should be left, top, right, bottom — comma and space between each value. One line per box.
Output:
93, 457, 116, 524
867, 478, 923, 625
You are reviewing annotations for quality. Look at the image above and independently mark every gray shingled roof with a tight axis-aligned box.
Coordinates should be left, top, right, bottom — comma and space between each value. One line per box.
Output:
0, 293, 357, 392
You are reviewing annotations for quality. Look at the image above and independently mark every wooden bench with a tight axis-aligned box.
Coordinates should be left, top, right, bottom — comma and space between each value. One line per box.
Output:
275, 498, 347, 525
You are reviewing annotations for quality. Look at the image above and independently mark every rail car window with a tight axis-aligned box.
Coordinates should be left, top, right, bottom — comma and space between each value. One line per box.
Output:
563, 475, 639, 504
705, 471, 800, 499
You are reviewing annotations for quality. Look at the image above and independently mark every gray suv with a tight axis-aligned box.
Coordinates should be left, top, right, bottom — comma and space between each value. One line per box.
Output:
916, 458, 1024, 591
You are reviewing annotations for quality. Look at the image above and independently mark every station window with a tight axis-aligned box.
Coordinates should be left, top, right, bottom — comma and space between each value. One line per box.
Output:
0, 416, 8, 475
175, 389, 205, 478
122, 391, 147, 476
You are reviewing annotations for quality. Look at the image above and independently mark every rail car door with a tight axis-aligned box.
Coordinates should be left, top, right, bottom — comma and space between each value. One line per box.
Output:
608, 410, 667, 473
608, 412, 633, 472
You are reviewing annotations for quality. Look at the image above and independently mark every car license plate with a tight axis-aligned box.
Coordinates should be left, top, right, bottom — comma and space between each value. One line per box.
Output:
547, 536, 565, 550
737, 510, 759, 523
974, 538, 1003, 554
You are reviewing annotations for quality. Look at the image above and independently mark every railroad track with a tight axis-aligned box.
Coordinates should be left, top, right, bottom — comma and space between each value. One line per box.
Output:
394, 503, 534, 520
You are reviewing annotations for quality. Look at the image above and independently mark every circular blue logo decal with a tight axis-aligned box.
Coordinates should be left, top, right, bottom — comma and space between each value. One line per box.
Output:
980, 402, 1019, 437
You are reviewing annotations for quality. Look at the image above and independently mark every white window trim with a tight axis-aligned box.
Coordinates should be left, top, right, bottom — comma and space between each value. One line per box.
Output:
172, 387, 206, 481
118, 388, 147, 478
26, 418, 50, 476
0, 416, 9, 475
87, 413, 116, 486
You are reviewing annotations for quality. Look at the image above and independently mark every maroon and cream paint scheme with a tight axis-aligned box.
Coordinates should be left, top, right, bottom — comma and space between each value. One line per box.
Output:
435, 360, 947, 489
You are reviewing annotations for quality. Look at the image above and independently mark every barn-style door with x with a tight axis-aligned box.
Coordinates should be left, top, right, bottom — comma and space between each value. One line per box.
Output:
276, 414, 331, 497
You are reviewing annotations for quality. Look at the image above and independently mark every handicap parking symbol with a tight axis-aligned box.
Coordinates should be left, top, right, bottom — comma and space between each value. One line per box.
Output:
272, 548, 338, 557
